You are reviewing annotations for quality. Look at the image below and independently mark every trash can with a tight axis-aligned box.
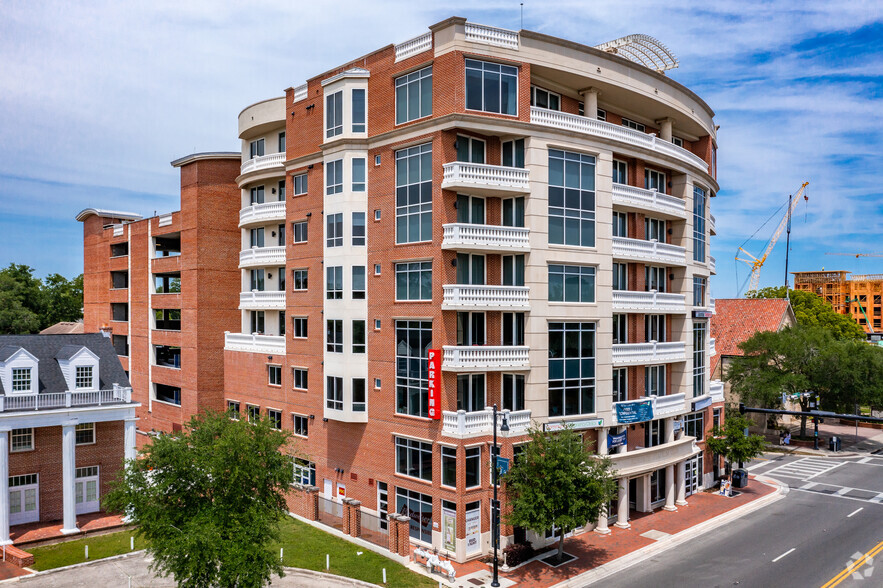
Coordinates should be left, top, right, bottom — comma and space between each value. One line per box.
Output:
732, 469, 749, 489
829, 436, 841, 452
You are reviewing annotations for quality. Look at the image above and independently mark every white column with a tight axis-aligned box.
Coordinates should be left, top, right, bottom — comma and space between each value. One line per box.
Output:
597, 427, 608, 456
60, 423, 79, 535
665, 418, 675, 444
580, 87, 601, 119
656, 117, 674, 142
124, 418, 138, 463
663, 464, 677, 511
619, 426, 629, 454
615, 478, 630, 529
594, 504, 611, 535
676, 460, 688, 506
0, 428, 11, 545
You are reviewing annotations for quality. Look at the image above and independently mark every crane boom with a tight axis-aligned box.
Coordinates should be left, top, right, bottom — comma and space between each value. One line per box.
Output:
825, 252, 883, 258
736, 182, 809, 293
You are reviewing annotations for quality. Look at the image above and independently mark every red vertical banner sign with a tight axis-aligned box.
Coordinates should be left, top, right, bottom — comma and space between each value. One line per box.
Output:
427, 348, 441, 419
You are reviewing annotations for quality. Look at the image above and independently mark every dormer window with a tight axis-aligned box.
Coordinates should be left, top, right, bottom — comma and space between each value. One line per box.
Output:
0, 346, 39, 395
11, 368, 31, 392
56, 346, 99, 392
75, 366, 93, 389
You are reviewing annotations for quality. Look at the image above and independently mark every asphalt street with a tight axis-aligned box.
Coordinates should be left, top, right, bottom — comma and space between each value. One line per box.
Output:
599, 452, 883, 588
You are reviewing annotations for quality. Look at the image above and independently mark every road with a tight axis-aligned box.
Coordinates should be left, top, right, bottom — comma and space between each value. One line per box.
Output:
599, 452, 883, 588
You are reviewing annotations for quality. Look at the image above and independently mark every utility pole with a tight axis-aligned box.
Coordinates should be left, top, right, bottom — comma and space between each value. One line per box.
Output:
784, 192, 793, 301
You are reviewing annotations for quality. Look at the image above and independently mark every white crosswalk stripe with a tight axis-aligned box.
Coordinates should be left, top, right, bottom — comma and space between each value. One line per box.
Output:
763, 457, 846, 481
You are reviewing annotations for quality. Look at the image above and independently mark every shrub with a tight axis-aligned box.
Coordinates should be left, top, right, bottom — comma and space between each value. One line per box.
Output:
503, 542, 535, 567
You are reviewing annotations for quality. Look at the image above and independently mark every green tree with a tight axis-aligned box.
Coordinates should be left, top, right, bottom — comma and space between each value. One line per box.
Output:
815, 339, 883, 414
705, 415, 765, 474
748, 286, 865, 340
42, 273, 83, 326
104, 411, 296, 588
0, 264, 84, 333
503, 426, 616, 563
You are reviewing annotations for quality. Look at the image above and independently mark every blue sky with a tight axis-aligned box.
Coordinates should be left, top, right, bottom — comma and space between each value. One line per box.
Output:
1, 1, 881, 297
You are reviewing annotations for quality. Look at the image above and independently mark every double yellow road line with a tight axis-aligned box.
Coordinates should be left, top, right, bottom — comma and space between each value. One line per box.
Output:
821, 539, 883, 587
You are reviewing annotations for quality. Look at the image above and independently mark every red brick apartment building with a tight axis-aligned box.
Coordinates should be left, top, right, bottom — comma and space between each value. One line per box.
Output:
79, 17, 723, 561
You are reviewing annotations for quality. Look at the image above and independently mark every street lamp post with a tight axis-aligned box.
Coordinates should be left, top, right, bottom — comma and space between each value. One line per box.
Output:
491, 403, 509, 588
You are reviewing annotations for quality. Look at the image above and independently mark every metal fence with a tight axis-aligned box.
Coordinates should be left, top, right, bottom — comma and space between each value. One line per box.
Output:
359, 510, 389, 549
317, 496, 344, 532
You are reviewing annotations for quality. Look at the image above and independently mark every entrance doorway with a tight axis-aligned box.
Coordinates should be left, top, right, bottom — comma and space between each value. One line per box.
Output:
685, 453, 702, 496
9, 474, 39, 525
377, 481, 388, 531
75, 466, 100, 514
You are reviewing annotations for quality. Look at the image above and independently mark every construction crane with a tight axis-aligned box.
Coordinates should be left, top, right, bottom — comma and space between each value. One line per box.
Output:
736, 182, 809, 293
825, 252, 883, 258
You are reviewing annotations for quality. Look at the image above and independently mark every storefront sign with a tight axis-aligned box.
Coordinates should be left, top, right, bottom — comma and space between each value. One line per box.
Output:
427, 349, 441, 420
693, 396, 713, 411
673, 419, 683, 432
693, 310, 714, 318
465, 506, 481, 555
544, 418, 603, 432
608, 430, 627, 448
442, 507, 456, 552
615, 399, 653, 424
496, 456, 510, 477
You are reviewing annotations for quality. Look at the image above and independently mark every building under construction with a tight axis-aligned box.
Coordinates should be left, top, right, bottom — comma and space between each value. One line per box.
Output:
793, 271, 883, 338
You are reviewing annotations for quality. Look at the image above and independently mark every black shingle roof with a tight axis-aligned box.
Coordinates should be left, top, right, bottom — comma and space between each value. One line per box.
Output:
0, 334, 130, 395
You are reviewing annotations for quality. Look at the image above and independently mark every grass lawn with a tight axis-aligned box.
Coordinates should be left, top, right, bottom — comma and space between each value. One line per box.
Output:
27, 517, 435, 587
28, 531, 144, 571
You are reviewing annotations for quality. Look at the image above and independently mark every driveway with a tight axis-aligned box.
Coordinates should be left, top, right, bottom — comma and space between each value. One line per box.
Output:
11, 552, 374, 587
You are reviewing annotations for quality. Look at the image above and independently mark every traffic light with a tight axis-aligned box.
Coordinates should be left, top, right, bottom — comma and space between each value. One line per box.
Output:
739, 403, 746, 415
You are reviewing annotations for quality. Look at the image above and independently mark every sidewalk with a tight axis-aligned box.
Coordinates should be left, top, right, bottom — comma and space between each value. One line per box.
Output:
416, 477, 779, 588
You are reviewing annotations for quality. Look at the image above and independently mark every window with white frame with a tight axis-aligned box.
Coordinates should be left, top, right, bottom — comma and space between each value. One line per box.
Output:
326, 267, 342, 299
326, 90, 343, 138
352, 320, 366, 353
326, 320, 343, 353
613, 368, 628, 403
645, 217, 666, 242
293, 221, 308, 244
441, 446, 456, 487
352, 212, 366, 246
268, 365, 282, 386
11, 368, 31, 392
530, 85, 560, 110
267, 409, 282, 430
612, 160, 628, 185
456, 373, 486, 412
502, 312, 525, 346
548, 149, 596, 247
352, 378, 366, 411
645, 169, 666, 193
395, 437, 432, 481
10, 428, 33, 452
293, 368, 308, 391
548, 322, 596, 417
250, 186, 264, 205
396, 320, 431, 417
693, 321, 707, 397
502, 254, 525, 287
395, 66, 432, 124
465, 59, 518, 115
622, 118, 646, 132
227, 400, 240, 419
645, 419, 664, 447
597, 108, 607, 121
612, 211, 627, 238
503, 373, 524, 411
613, 314, 628, 344
646, 266, 667, 292
502, 196, 525, 227
326, 213, 343, 247
294, 458, 316, 486
613, 262, 628, 291
352, 266, 366, 300
693, 277, 707, 307
456, 136, 485, 164
249, 138, 265, 159
395, 261, 431, 300
292, 269, 308, 291
672, 136, 684, 148
293, 414, 309, 437
247, 404, 260, 423
693, 186, 707, 262
502, 140, 525, 169
75, 423, 95, 445
75, 366, 93, 389
326, 376, 343, 410
645, 365, 666, 396
548, 264, 595, 303
395, 143, 432, 243
293, 173, 308, 196
278, 132, 286, 152
352, 158, 366, 191
465, 446, 481, 488
684, 411, 704, 440
645, 314, 666, 342
326, 159, 343, 195
352, 88, 366, 133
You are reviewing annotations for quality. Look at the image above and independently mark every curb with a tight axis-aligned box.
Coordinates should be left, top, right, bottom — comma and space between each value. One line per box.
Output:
549, 477, 788, 588
0, 549, 147, 583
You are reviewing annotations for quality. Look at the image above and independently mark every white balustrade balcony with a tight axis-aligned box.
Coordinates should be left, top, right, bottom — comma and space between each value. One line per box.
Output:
464, 23, 519, 49
609, 436, 698, 478
612, 290, 686, 313
611, 184, 687, 219
530, 107, 709, 173
239, 201, 286, 228
709, 298, 716, 314
441, 162, 529, 197
442, 223, 530, 253
612, 341, 686, 366
647, 393, 687, 418
239, 291, 286, 310
442, 285, 529, 311
239, 246, 286, 268
224, 332, 286, 355
292, 84, 308, 103
709, 256, 717, 274
442, 345, 530, 371
612, 237, 687, 266
441, 408, 531, 438
709, 337, 716, 356
709, 380, 725, 403
0, 386, 133, 412
709, 213, 717, 235
395, 32, 432, 62
240, 152, 285, 175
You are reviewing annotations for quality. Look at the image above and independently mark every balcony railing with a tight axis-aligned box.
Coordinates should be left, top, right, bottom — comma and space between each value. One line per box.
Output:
442, 223, 530, 252
239, 291, 286, 310
465, 22, 519, 49
612, 341, 686, 365
442, 285, 529, 311
611, 184, 687, 218
612, 237, 687, 265
395, 31, 432, 62
608, 436, 698, 478
709, 380, 725, 403
240, 152, 285, 175
239, 246, 285, 268
709, 337, 716, 356
709, 213, 716, 235
0, 386, 133, 412
530, 107, 709, 172
239, 201, 286, 227
441, 162, 529, 196
709, 256, 716, 274
648, 393, 687, 418
224, 332, 286, 355
441, 408, 531, 438
612, 290, 686, 313
442, 345, 530, 371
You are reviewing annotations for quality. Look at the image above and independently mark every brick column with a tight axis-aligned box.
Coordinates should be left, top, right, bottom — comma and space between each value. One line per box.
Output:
348, 500, 362, 538
387, 512, 399, 555
342, 500, 352, 535
390, 514, 411, 557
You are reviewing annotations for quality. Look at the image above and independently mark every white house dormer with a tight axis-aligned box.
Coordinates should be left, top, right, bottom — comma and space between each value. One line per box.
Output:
0, 346, 40, 396
56, 346, 100, 392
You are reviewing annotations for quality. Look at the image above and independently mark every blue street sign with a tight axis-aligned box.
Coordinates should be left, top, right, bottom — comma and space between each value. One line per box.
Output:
496, 456, 510, 476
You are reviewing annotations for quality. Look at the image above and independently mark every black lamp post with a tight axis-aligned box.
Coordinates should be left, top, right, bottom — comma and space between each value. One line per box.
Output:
492, 403, 509, 588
